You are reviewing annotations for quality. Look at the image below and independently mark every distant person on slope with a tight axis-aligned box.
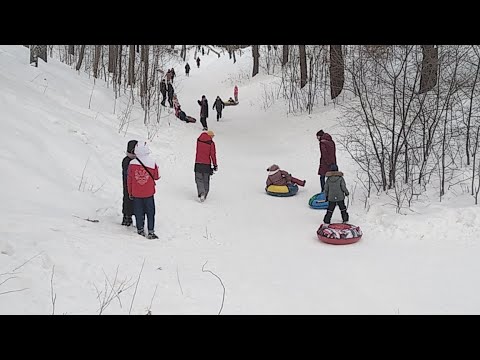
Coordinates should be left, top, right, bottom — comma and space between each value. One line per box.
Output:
234, 85, 239, 102
185, 63, 190, 76
166, 69, 172, 83
266, 164, 306, 187
194, 130, 218, 202
317, 129, 336, 192
197, 95, 209, 130
196, 57, 201, 68
160, 79, 167, 106
127, 142, 161, 239
122, 140, 138, 226
212, 96, 225, 121
173, 94, 180, 115
171, 68, 176, 83
167, 82, 174, 108
323, 164, 349, 224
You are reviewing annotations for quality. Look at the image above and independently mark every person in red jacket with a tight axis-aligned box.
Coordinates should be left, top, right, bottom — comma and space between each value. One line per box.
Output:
127, 141, 161, 239
234, 85, 238, 102
194, 130, 217, 202
317, 130, 336, 192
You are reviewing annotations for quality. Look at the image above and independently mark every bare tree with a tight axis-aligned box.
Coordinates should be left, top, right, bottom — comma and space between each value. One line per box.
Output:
128, 45, 135, 86
330, 45, 345, 100
252, 45, 260, 77
76, 45, 86, 71
282, 45, 289, 66
93, 45, 101, 79
299, 45, 307, 89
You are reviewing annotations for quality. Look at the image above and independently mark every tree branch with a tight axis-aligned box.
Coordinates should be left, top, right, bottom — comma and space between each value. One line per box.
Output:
202, 261, 225, 315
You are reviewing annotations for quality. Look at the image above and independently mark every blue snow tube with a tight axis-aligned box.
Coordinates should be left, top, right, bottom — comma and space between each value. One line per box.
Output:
266, 184, 299, 197
308, 192, 329, 209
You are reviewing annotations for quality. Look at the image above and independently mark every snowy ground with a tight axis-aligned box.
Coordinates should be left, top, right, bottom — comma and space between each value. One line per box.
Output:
1, 45, 480, 315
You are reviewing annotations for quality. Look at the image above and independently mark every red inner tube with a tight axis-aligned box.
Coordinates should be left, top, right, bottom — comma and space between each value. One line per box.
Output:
317, 223, 362, 245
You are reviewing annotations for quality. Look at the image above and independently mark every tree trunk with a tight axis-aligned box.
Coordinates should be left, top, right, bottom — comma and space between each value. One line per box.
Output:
142, 45, 149, 100
466, 50, 480, 165
419, 45, 438, 94
68, 45, 75, 55
128, 45, 135, 86
252, 45, 260, 77
329, 45, 345, 100
93, 45, 101, 78
76, 45, 86, 71
118, 45, 123, 85
299, 45, 307, 89
181, 45, 186, 61
29, 46, 38, 66
282, 45, 289, 66
37, 45, 47, 62
108, 45, 116, 73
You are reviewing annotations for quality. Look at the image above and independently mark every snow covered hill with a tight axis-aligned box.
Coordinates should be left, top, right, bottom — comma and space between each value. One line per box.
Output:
1, 45, 479, 314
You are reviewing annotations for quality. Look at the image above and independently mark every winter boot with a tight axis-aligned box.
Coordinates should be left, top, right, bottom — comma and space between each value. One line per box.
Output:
121, 215, 128, 226
147, 232, 159, 239
200, 193, 206, 202
125, 216, 133, 227
137, 229, 145, 237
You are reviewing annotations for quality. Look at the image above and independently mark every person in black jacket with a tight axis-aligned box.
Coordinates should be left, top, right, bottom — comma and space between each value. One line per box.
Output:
197, 95, 209, 130
196, 57, 201, 68
167, 82, 174, 108
122, 140, 138, 226
212, 96, 225, 121
171, 68, 176, 82
185, 63, 190, 76
160, 79, 167, 106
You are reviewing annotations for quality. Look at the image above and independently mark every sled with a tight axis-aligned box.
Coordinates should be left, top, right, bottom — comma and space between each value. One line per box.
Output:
223, 100, 239, 106
266, 184, 298, 197
317, 223, 362, 245
308, 192, 329, 209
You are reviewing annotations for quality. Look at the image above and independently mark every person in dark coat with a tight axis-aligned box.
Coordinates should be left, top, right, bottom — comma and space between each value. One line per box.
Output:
212, 96, 225, 121
323, 164, 349, 224
160, 79, 167, 106
202, 47, 205, 56
194, 130, 217, 202
185, 63, 190, 76
197, 95, 209, 130
122, 140, 138, 226
317, 129, 337, 192
171, 68, 176, 82
196, 57, 201, 68
167, 82, 174, 108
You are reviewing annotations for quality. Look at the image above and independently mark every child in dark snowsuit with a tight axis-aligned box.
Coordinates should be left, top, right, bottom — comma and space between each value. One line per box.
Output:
323, 164, 350, 224
122, 140, 138, 226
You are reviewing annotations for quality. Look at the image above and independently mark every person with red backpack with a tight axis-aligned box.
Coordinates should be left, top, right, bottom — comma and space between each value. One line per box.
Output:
194, 130, 217, 202
127, 142, 160, 239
